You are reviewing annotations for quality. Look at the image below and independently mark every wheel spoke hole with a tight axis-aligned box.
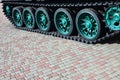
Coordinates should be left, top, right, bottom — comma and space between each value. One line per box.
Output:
114, 22, 119, 26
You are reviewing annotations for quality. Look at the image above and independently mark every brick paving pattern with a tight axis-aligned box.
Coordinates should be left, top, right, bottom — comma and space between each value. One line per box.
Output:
0, 3, 120, 80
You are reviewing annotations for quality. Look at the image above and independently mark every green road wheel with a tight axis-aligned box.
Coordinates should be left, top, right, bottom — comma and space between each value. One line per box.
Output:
105, 6, 120, 30
76, 9, 101, 41
12, 7, 23, 27
35, 7, 50, 31
5, 5, 11, 16
23, 7, 35, 29
54, 8, 73, 36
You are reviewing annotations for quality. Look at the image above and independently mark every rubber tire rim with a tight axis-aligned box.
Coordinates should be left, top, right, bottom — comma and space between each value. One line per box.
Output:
76, 9, 101, 41
54, 8, 73, 36
5, 5, 11, 16
35, 7, 50, 31
23, 7, 35, 29
12, 7, 23, 27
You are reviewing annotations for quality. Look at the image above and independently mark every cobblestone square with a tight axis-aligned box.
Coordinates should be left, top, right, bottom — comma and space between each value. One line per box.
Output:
0, 3, 120, 80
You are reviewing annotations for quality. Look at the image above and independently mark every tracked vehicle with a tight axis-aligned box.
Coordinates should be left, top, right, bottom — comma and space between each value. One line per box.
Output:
1, 0, 120, 43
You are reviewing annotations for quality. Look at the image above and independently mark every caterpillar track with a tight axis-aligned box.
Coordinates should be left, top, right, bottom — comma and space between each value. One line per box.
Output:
1, 0, 120, 44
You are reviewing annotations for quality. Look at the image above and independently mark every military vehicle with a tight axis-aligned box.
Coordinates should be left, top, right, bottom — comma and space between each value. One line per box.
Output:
1, 0, 120, 43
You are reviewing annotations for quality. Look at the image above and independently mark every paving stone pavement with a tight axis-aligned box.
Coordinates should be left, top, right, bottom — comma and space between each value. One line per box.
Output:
0, 3, 120, 80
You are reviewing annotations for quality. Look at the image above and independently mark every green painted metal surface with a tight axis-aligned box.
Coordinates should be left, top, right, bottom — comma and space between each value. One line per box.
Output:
105, 6, 120, 30
23, 10, 34, 29
55, 11, 72, 35
36, 10, 49, 31
5, 5, 10, 15
13, 9, 22, 27
77, 12, 99, 40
